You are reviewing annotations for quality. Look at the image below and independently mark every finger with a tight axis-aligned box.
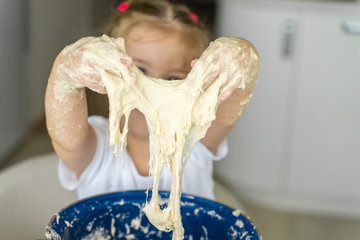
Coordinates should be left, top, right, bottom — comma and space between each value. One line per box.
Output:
88, 82, 107, 95
104, 69, 118, 77
219, 87, 234, 104
120, 57, 133, 67
191, 59, 198, 67
202, 70, 220, 90
218, 78, 240, 104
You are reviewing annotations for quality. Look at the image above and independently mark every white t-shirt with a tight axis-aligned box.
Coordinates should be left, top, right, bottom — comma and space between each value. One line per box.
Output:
58, 116, 228, 200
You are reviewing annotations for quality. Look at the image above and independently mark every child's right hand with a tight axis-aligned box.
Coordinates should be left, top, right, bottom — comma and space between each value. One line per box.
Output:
54, 35, 132, 94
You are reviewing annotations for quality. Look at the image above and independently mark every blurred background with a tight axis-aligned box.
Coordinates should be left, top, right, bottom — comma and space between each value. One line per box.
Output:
0, 0, 360, 239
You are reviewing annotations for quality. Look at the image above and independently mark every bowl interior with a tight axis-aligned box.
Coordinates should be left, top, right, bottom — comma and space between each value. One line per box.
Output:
46, 191, 261, 240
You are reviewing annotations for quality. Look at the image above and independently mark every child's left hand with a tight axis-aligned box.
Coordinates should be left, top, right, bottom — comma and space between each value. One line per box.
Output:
190, 37, 260, 103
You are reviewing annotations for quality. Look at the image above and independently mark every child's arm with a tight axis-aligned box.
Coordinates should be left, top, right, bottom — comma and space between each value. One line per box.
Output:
200, 38, 260, 151
45, 36, 131, 178
45, 56, 96, 178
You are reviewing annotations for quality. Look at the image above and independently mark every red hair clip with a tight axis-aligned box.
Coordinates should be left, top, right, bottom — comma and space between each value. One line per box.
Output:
189, 12, 198, 23
117, 2, 130, 12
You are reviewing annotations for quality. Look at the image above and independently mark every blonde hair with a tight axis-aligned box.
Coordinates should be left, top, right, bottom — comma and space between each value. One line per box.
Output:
105, 0, 211, 54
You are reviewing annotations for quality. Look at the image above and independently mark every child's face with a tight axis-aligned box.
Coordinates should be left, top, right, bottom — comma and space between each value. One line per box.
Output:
118, 24, 197, 139
125, 25, 193, 80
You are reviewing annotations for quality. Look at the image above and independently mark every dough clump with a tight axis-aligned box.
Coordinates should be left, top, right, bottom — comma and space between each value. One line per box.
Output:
84, 34, 259, 240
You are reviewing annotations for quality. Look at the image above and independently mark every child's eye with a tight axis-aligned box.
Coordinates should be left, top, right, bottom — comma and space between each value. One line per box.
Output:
167, 76, 181, 81
138, 67, 148, 75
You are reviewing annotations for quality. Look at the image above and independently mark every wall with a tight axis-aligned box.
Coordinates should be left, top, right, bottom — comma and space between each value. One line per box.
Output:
0, 1, 29, 162
27, 0, 94, 125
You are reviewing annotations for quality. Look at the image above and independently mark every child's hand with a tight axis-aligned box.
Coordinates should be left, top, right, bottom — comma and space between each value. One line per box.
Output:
218, 39, 259, 103
192, 37, 259, 103
187, 37, 260, 150
55, 35, 132, 94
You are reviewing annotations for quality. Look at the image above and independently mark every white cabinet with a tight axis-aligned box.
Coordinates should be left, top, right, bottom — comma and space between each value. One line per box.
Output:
215, 2, 297, 194
215, 0, 360, 217
288, 8, 360, 205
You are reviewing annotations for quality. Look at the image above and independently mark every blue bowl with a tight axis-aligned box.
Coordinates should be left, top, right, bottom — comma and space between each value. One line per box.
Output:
46, 191, 261, 239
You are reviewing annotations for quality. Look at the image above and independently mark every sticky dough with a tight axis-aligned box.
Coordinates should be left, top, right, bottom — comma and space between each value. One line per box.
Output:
86, 35, 258, 240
